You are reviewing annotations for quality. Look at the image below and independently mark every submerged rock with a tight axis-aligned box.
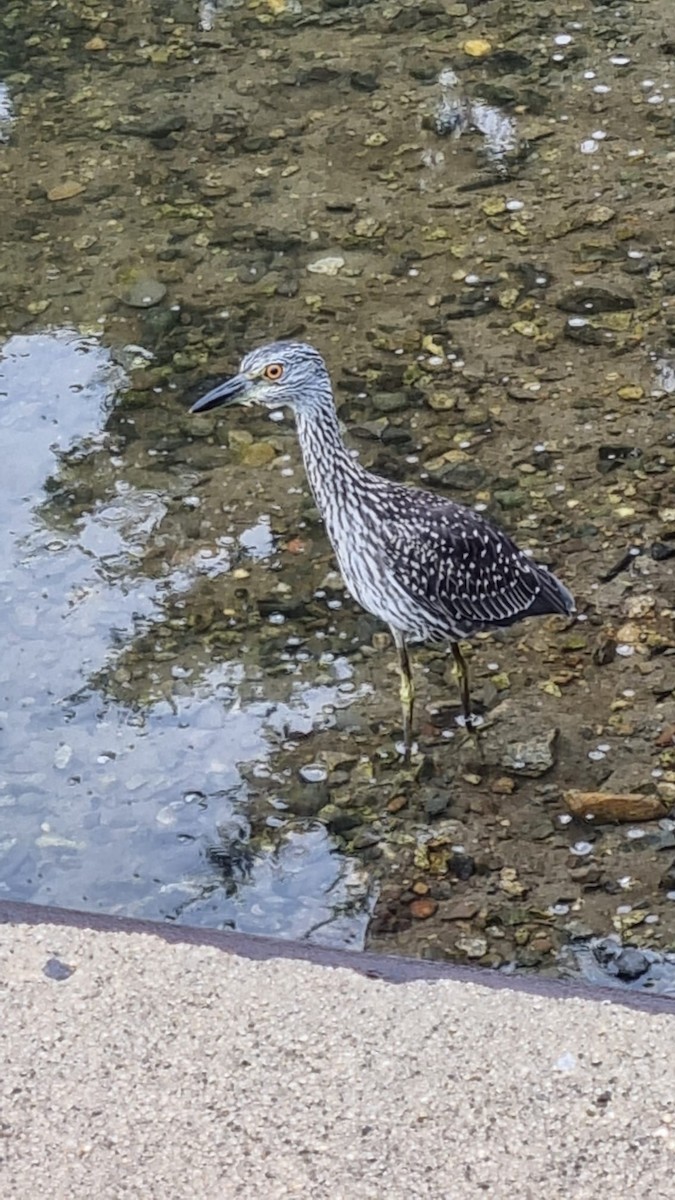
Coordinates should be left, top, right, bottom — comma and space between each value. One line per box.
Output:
556, 286, 635, 315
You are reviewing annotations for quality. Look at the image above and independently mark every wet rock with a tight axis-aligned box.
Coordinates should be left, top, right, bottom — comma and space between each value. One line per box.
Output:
651, 540, 675, 562
556, 286, 635, 315
424, 792, 451, 818
426, 390, 458, 412
47, 181, 84, 202
462, 39, 492, 59
500, 729, 558, 777
115, 113, 187, 139
499, 866, 527, 897
493, 488, 526, 511
350, 71, 379, 93
455, 935, 487, 959
564, 318, 615, 346
591, 938, 649, 978
117, 278, 167, 309
307, 255, 345, 277
428, 462, 487, 491
449, 852, 476, 881
441, 897, 481, 921
614, 947, 651, 981
351, 829, 381, 851
564, 790, 668, 824
597, 445, 642, 474
317, 805, 362, 835
372, 391, 409, 414
410, 897, 438, 919
240, 442, 276, 467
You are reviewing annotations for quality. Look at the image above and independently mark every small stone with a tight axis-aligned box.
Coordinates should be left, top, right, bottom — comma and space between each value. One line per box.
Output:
372, 392, 409, 414
462, 773, 482, 786
512, 321, 539, 339
364, 131, 388, 147
499, 867, 527, 897
455, 935, 487, 958
585, 205, 616, 226
491, 776, 515, 795
85, 35, 107, 51
449, 852, 476, 880
442, 897, 481, 921
623, 595, 655, 619
424, 793, 450, 818
501, 729, 558, 777
118, 278, 167, 309
615, 621, 642, 646
352, 216, 384, 238
462, 38, 492, 58
617, 385, 644, 401
387, 795, 408, 813
426, 391, 457, 412
481, 196, 507, 217
47, 181, 84, 202
307, 256, 345, 276
498, 287, 520, 310
556, 286, 634, 315
410, 897, 438, 919
241, 442, 276, 467
614, 948, 650, 981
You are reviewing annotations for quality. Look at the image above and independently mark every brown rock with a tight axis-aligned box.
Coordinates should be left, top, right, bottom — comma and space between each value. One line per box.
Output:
491, 776, 515, 795
441, 898, 481, 921
409, 898, 438, 920
47, 181, 84, 202
563, 789, 668, 823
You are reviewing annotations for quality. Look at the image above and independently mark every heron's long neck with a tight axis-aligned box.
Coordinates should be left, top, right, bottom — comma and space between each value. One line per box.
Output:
294, 392, 363, 515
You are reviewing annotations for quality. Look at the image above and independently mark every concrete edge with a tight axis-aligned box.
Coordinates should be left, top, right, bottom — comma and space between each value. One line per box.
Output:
1, 900, 673, 1015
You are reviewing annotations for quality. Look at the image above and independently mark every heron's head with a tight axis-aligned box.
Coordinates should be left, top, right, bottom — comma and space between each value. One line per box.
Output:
190, 341, 331, 416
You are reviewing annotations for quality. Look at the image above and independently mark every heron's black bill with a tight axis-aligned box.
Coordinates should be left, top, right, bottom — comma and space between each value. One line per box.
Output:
190, 373, 247, 414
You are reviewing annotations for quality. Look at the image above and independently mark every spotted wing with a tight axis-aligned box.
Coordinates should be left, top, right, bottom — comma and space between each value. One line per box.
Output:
382, 505, 571, 634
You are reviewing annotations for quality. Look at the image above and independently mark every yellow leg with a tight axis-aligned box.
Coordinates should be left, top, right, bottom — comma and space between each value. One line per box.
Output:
451, 642, 473, 728
391, 627, 414, 759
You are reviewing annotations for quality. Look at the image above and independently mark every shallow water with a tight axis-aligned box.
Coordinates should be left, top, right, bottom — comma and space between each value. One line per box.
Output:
0, 0, 673, 975
0, 328, 372, 941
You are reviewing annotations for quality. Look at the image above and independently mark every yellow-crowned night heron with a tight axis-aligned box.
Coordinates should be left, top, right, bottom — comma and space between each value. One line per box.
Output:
191, 341, 574, 757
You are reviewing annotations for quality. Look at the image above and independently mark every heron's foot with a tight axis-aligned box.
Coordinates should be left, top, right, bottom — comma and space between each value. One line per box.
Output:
454, 710, 483, 731
456, 711, 485, 761
395, 735, 420, 764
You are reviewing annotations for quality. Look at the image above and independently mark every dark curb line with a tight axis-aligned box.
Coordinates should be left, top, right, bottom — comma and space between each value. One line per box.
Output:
1, 900, 673, 1016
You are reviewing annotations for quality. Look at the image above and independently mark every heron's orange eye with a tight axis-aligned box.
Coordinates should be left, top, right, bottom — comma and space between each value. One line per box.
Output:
263, 363, 284, 382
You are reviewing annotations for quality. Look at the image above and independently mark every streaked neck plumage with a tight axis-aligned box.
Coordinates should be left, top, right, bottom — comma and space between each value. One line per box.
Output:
293, 386, 364, 514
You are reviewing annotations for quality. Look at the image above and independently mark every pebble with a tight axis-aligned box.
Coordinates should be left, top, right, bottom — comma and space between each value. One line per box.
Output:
410, 897, 438, 920
307, 256, 345, 276
47, 181, 84, 202
462, 39, 492, 58
455, 935, 487, 958
118, 278, 167, 309
500, 729, 558, 777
